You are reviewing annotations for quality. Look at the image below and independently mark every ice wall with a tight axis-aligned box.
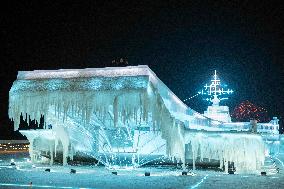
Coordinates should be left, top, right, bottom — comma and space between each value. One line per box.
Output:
184, 131, 266, 173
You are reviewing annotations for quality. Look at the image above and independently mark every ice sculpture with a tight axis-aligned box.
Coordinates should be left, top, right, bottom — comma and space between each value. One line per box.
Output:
184, 131, 265, 173
9, 65, 266, 172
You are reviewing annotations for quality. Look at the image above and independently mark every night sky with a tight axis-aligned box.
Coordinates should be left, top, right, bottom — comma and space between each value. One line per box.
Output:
1, 1, 284, 138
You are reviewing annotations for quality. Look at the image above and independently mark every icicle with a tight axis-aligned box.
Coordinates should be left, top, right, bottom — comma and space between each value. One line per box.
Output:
50, 142, 54, 165
30, 138, 35, 162
54, 139, 58, 158
113, 96, 118, 127
184, 132, 266, 173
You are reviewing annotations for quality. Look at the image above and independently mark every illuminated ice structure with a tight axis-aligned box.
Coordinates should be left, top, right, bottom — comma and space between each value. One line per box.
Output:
199, 70, 233, 123
8, 66, 278, 173
198, 71, 280, 154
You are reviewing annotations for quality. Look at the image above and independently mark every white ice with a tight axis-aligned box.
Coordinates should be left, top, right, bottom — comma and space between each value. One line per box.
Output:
9, 65, 266, 173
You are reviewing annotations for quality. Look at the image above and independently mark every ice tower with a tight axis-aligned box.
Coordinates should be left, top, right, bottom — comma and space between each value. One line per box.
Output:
200, 70, 233, 122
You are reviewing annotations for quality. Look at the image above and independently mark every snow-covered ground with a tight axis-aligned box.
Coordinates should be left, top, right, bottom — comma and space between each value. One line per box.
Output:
0, 152, 284, 189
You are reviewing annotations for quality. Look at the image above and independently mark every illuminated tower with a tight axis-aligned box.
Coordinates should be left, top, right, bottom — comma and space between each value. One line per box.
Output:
199, 70, 233, 122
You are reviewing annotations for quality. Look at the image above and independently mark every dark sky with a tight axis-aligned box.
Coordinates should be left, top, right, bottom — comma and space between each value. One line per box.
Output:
1, 1, 284, 138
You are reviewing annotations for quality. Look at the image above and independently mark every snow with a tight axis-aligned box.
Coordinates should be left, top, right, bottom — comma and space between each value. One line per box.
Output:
0, 151, 284, 189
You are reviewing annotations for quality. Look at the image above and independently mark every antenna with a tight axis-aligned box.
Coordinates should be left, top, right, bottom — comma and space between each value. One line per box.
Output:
198, 70, 233, 105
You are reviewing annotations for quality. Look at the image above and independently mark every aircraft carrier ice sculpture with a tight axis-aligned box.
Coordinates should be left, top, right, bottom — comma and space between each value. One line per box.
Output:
9, 65, 266, 173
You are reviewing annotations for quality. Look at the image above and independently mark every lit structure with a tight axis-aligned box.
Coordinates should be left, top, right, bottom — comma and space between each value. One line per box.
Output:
198, 71, 279, 134
200, 70, 233, 122
199, 71, 280, 155
0, 140, 29, 152
9, 65, 277, 173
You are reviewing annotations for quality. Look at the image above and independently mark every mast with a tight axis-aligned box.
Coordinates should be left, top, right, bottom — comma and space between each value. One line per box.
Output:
199, 70, 233, 105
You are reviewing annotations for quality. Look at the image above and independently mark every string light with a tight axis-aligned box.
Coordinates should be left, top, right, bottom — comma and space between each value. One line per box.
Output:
183, 93, 200, 102
198, 70, 233, 103
232, 100, 269, 122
